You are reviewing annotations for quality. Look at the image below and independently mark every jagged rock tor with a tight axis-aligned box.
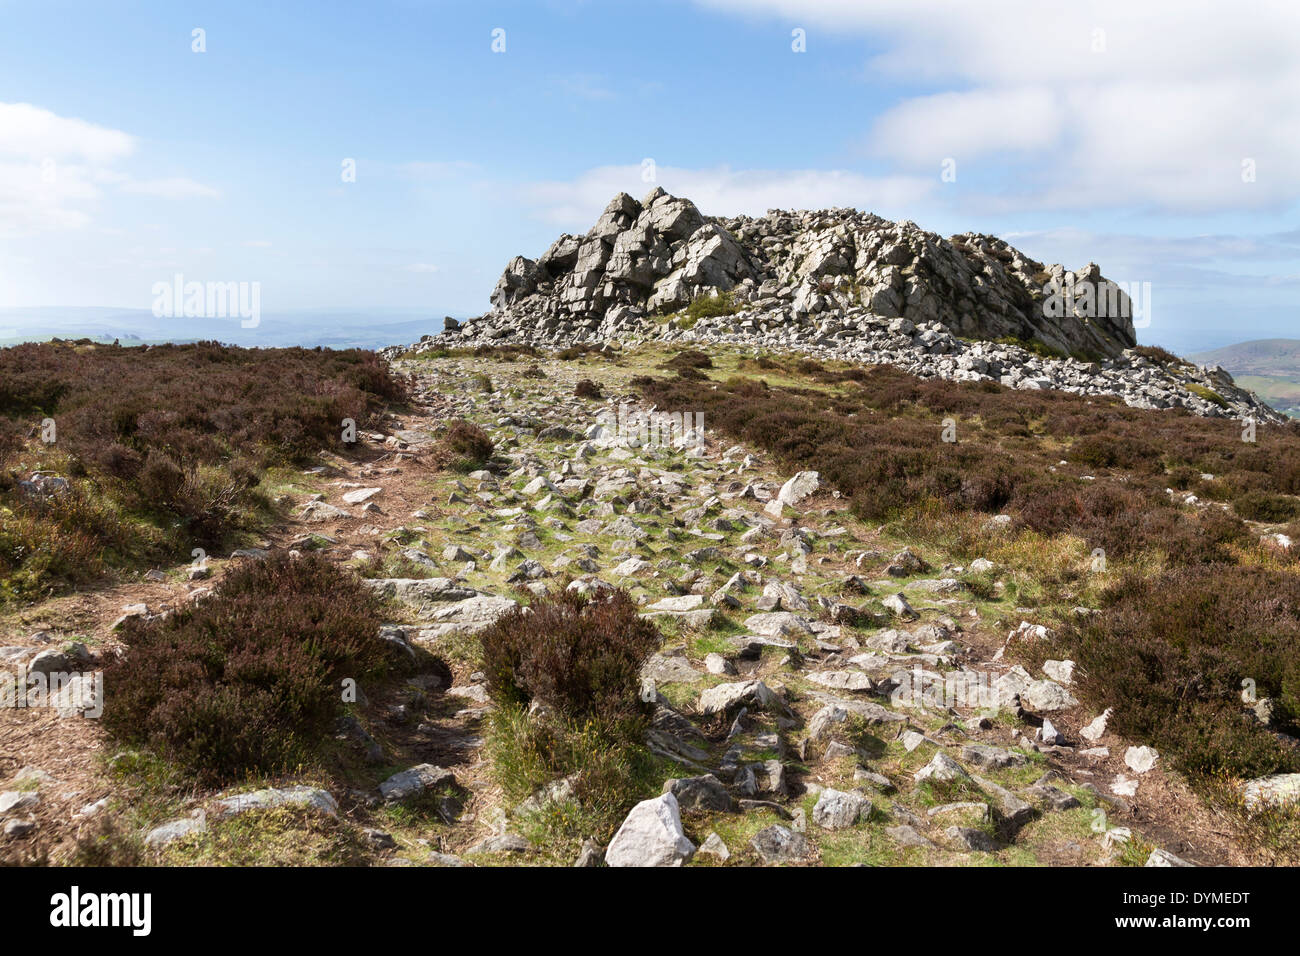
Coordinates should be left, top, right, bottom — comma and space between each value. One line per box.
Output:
391, 189, 1281, 424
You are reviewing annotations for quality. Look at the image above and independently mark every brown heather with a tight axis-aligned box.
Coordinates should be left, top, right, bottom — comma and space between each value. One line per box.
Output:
102, 552, 390, 785
0, 341, 405, 601
480, 587, 660, 725
1062, 565, 1300, 779
478, 588, 665, 830
431, 419, 495, 472
635, 360, 1300, 564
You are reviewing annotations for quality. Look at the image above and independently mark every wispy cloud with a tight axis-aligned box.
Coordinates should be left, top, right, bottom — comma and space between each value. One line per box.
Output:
698, 0, 1300, 213
0, 102, 219, 237
0, 102, 134, 162
398, 160, 479, 180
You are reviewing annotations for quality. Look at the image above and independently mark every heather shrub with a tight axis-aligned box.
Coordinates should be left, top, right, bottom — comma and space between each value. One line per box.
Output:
480, 588, 664, 833
1065, 434, 1162, 472
102, 553, 389, 784
684, 290, 736, 322
0, 341, 405, 600
556, 343, 605, 360
136, 450, 185, 503
661, 349, 714, 371
480, 588, 660, 725
742, 354, 782, 370
0, 342, 403, 464
0, 488, 130, 602
635, 361, 1300, 568
1232, 489, 1300, 522
432, 420, 494, 472
573, 378, 603, 399
1061, 565, 1300, 780
1134, 344, 1184, 366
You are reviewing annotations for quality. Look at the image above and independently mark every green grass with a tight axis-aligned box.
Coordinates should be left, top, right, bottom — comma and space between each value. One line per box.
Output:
160, 806, 372, 866
1186, 382, 1229, 408
685, 290, 739, 323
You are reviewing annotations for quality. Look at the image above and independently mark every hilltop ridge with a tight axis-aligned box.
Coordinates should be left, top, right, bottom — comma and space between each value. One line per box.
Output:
390, 190, 1282, 424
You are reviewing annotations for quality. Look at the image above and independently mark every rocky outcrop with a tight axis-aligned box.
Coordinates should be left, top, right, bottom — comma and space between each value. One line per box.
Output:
468, 187, 1138, 357
387, 190, 1283, 424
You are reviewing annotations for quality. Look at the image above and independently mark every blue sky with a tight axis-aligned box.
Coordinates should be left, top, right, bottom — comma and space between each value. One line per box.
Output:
1, 0, 1297, 352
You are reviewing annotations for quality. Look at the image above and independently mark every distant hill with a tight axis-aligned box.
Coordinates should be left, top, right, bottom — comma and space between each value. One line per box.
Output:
1191, 339, 1300, 417
0, 307, 456, 350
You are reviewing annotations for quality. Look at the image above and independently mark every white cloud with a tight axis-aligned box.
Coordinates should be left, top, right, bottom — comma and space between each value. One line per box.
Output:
0, 102, 218, 237
0, 161, 98, 237
0, 102, 134, 163
696, 1, 1300, 212
522, 164, 935, 228
869, 88, 1063, 166
243, 239, 273, 248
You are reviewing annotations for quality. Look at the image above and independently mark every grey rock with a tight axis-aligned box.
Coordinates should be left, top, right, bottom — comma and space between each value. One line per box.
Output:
944, 826, 999, 852
914, 752, 971, 783
213, 786, 338, 819
379, 764, 456, 803
574, 838, 603, 867
960, 744, 1027, 770
811, 788, 868, 830
1021, 679, 1079, 712
749, 825, 812, 864
1242, 773, 1300, 812
697, 831, 731, 861
605, 793, 695, 867
144, 814, 207, 849
885, 824, 933, 848
1145, 847, 1194, 867
664, 774, 735, 812
466, 832, 531, 855
0, 791, 39, 816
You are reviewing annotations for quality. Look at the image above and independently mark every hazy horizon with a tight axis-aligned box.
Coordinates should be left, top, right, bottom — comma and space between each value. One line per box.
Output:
0, 305, 461, 350
0, 303, 1283, 356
